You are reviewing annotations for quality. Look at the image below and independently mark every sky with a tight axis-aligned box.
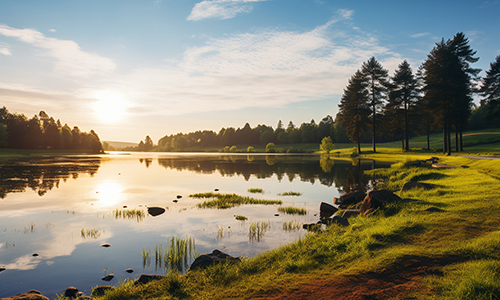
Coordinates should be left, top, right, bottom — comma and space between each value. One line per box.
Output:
0, 0, 499, 143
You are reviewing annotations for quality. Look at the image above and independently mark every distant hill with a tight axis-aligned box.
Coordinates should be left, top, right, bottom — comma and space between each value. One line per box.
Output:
103, 141, 138, 150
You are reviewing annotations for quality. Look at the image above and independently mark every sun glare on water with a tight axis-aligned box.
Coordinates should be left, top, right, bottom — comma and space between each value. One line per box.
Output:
91, 91, 129, 123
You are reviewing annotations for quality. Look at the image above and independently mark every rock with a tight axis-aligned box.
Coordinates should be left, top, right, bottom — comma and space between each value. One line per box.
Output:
214, 188, 219, 191
319, 202, 338, 219
176, 195, 182, 199
63, 287, 79, 299
359, 190, 401, 216
274, 214, 279, 216
400, 181, 435, 192
101, 274, 115, 281
173, 200, 178, 203
91, 286, 116, 297
32, 253, 39, 257
189, 250, 241, 271
125, 268, 134, 273
334, 191, 366, 208
134, 274, 165, 285
425, 206, 445, 212
302, 223, 322, 231
1, 290, 49, 300
319, 216, 349, 227
461, 165, 470, 168
123, 205, 127, 208
341, 209, 360, 219
0, 267, 6, 272
101, 243, 111, 247
147, 206, 165, 216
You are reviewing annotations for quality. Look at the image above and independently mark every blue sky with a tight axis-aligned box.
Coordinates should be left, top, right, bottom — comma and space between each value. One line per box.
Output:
0, 0, 499, 143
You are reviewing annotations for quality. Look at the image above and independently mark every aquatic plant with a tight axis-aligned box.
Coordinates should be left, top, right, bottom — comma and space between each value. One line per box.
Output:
277, 191, 302, 196
277, 206, 307, 215
249, 221, 270, 242
282, 220, 301, 232
216, 226, 232, 240
164, 236, 198, 273
80, 228, 101, 239
142, 248, 151, 270
248, 188, 264, 194
112, 209, 145, 222
191, 193, 282, 209
235, 215, 248, 221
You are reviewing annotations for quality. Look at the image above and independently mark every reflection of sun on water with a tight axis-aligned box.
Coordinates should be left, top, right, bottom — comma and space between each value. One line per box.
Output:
95, 182, 124, 207
91, 91, 129, 123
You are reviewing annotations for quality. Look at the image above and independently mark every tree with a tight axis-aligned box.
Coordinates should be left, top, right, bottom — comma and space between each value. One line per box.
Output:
481, 55, 500, 118
320, 136, 335, 153
338, 70, 370, 153
61, 124, 72, 149
361, 57, 389, 152
387, 60, 420, 150
144, 135, 154, 151
265, 142, 276, 153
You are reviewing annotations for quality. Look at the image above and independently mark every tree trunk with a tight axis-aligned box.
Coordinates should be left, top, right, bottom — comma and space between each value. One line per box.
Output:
372, 105, 376, 153
455, 126, 459, 152
443, 125, 447, 154
427, 128, 430, 150
405, 101, 409, 151
447, 124, 452, 156
459, 126, 463, 151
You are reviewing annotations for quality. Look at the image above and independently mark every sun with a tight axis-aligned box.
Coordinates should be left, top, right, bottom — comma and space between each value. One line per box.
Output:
91, 91, 129, 123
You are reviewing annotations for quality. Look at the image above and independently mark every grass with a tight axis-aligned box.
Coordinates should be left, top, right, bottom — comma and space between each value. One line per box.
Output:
248, 188, 264, 194
80, 228, 101, 239
62, 148, 500, 300
191, 193, 282, 209
141, 236, 198, 274
235, 215, 248, 221
283, 220, 301, 232
112, 209, 145, 222
277, 206, 307, 215
277, 191, 302, 196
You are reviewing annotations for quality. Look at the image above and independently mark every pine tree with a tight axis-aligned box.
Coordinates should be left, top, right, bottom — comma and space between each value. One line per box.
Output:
481, 55, 500, 118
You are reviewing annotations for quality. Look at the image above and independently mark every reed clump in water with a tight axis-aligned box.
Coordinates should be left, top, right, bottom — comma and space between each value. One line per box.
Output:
249, 221, 270, 242
113, 209, 145, 222
81, 228, 101, 239
191, 193, 282, 209
278, 206, 307, 215
283, 220, 301, 232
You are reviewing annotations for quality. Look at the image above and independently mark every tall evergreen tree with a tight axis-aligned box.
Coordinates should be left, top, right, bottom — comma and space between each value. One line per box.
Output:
481, 55, 500, 118
387, 60, 420, 150
337, 70, 370, 153
361, 57, 389, 152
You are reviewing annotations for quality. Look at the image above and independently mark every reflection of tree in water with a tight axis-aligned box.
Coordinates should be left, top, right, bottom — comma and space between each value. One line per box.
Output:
0, 157, 101, 198
139, 158, 153, 168
157, 155, 390, 190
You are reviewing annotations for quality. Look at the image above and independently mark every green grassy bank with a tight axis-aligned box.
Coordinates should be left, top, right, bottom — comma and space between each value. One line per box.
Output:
68, 152, 500, 300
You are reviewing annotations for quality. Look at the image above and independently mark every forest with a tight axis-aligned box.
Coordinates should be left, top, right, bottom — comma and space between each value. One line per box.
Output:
132, 33, 499, 154
0, 107, 103, 152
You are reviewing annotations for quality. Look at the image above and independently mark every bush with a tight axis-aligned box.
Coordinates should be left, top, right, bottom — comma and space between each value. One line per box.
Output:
266, 143, 276, 153
229, 146, 238, 152
247, 146, 255, 153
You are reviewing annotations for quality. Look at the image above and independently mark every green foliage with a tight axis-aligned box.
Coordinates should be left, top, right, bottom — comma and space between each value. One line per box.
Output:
235, 215, 248, 221
248, 188, 264, 194
247, 146, 255, 153
277, 206, 307, 215
229, 145, 238, 152
320, 136, 335, 153
277, 191, 302, 196
190, 193, 282, 209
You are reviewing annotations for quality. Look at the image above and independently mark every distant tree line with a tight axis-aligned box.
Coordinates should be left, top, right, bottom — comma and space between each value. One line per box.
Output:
0, 107, 103, 152
338, 32, 500, 154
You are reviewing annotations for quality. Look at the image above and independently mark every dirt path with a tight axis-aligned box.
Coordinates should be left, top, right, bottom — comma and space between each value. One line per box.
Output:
461, 156, 500, 160
260, 256, 463, 300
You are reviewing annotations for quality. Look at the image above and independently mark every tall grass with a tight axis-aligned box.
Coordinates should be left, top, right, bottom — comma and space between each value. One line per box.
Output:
249, 221, 270, 242
283, 220, 301, 232
248, 188, 264, 194
191, 193, 282, 209
112, 209, 145, 222
80, 228, 101, 239
278, 206, 307, 215
141, 236, 198, 274
277, 191, 302, 196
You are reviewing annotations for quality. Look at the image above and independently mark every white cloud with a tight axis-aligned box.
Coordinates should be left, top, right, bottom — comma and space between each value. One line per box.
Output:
48, 28, 56, 32
187, 0, 267, 21
0, 47, 11, 56
0, 24, 115, 77
410, 32, 430, 38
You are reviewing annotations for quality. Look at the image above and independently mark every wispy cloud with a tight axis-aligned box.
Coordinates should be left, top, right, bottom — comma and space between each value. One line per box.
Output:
48, 28, 56, 32
0, 47, 11, 56
410, 32, 430, 38
187, 0, 267, 21
0, 24, 115, 77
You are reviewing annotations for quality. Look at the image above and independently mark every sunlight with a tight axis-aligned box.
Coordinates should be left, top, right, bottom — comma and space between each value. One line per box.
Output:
91, 90, 129, 123
94, 182, 125, 207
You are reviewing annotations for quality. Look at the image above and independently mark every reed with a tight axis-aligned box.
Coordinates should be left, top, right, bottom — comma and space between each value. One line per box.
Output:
277, 206, 307, 215
248, 188, 264, 194
282, 220, 301, 232
80, 228, 101, 239
277, 191, 302, 196
249, 221, 270, 242
163, 236, 198, 273
112, 209, 145, 222
141, 248, 151, 270
192, 193, 282, 209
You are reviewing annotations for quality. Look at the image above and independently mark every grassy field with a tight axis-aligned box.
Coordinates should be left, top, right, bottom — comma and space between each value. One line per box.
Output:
71, 150, 500, 300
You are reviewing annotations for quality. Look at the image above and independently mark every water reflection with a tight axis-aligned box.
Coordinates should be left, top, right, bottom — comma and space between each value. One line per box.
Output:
0, 157, 100, 198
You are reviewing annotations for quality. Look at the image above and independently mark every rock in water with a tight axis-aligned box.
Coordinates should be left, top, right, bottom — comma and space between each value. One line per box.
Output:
101, 243, 111, 247
319, 202, 338, 219
101, 274, 115, 281
1, 290, 49, 300
147, 206, 165, 216
125, 268, 134, 273
0, 267, 6, 272
189, 250, 241, 271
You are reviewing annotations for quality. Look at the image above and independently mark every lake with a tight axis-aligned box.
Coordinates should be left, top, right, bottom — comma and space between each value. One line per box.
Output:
0, 152, 390, 298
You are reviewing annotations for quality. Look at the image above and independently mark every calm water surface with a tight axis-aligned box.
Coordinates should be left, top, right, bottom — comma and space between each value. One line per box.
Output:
0, 152, 390, 298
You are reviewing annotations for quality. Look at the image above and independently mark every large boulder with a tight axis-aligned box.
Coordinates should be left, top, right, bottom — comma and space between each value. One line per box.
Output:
189, 250, 240, 271
333, 191, 366, 208
63, 287, 79, 299
319, 202, 338, 219
359, 190, 401, 216
0, 290, 49, 300
147, 207, 166, 217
